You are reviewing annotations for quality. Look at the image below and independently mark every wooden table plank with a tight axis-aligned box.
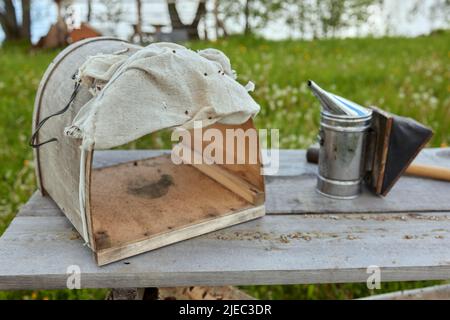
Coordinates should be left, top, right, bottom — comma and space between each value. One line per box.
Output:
1, 197, 449, 290
0, 148, 449, 290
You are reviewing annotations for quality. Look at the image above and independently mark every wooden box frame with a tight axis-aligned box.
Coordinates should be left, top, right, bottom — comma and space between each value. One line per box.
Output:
32, 38, 265, 266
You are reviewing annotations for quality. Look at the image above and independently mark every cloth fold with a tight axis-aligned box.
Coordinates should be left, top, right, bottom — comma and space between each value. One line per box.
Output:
65, 42, 260, 150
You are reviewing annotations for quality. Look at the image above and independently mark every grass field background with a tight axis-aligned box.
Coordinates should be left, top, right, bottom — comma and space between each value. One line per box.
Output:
0, 31, 448, 299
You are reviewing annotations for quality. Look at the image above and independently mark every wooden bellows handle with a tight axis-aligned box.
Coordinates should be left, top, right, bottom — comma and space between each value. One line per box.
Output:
405, 164, 450, 182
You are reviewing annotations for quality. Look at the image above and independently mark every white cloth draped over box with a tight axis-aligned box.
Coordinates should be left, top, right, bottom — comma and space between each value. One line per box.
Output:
61, 42, 261, 244
64, 42, 260, 151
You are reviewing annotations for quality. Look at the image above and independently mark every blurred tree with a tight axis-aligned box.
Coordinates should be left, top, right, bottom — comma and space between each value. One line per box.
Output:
319, 0, 376, 37
87, 0, 92, 22
244, 0, 250, 34
409, 0, 450, 30
136, 0, 143, 43
318, 0, 346, 37
283, 0, 377, 39
0, 0, 32, 43
284, 0, 316, 38
96, 0, 123, 36
166, 0, 206, 40
213, 0, 228, 38
54, 0, 70, 22
55, 0, 62, 18
219, 0, 282, 35
21, 0, 31, 40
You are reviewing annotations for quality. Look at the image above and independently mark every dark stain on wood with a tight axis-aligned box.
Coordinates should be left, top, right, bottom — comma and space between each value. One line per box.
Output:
69, 230, 81, 240
128, 174, 174, 199
201, 206, 219, 218
95, 230, 111, 250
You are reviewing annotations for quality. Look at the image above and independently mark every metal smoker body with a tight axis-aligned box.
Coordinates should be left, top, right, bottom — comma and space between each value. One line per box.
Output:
317, 110, 372, 199
308, 80, 373, 199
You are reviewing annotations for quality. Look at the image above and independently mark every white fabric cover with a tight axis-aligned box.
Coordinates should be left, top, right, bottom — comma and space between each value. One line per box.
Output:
65, 42, 260, 150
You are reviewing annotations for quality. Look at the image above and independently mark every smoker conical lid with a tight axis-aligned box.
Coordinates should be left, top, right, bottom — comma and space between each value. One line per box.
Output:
308, 80, 371, 117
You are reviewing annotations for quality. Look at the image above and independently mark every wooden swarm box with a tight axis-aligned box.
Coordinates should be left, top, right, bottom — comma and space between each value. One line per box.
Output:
32, 38, 265, 266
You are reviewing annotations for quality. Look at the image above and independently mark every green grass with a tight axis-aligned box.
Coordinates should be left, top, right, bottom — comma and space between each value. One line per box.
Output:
0, 32, 449, 299
0, 44, 55, 236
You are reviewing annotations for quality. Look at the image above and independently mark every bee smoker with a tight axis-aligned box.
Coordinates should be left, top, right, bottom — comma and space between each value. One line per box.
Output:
308, 80, 433, 199
316, 110, 372, 199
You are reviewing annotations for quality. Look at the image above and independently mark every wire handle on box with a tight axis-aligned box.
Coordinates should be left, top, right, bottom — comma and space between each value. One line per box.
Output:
29, 73, 81, 148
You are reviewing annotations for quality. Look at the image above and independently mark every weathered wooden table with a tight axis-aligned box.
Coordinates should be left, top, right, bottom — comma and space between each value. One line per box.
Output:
0, 148, 449, 291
